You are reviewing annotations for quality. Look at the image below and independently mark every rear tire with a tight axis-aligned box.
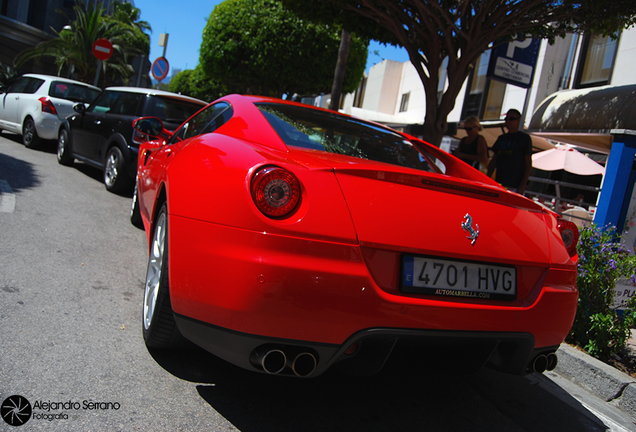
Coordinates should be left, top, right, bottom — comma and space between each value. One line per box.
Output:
23, 117, 41, 149
104, 146, 132, 193
57, 128, 74, 166
142, 203, 183, 348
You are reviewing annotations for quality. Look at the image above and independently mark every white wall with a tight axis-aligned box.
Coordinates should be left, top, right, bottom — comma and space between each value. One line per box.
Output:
396, 62, 426, 121
528, 35, 575, 117
362, 60, 404, 114
352, 27, 636, 131
612, 27, 636, 86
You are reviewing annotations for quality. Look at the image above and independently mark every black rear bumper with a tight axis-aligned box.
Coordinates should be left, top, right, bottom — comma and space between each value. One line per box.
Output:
174, 314, 558, 378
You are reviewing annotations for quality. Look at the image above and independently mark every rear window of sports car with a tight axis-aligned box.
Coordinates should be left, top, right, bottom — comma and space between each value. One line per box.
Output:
256, 103, 444, 173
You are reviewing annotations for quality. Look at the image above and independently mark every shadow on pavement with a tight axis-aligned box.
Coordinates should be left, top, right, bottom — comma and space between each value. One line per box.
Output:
0, 131, 57, 154
149, 343, 612, 431
0, 150, 40, 192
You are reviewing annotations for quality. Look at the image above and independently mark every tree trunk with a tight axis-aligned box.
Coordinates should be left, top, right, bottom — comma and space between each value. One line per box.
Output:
329, 29, 351, 112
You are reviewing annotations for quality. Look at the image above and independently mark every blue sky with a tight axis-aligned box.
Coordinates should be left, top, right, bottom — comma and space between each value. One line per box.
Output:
134, 0, 409, 76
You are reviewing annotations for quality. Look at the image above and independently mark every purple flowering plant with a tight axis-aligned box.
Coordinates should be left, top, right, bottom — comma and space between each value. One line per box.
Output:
567, 224, 636, 360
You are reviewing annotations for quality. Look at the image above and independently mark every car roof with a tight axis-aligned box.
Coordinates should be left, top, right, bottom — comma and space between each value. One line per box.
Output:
22, 74, 101, 91
104, 86, 207, 105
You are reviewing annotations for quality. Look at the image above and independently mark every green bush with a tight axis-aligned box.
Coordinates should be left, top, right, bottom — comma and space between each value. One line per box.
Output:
567, 224, 636, 360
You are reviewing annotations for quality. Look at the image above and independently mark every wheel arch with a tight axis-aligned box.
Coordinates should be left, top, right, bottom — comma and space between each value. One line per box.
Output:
21, 114, 35, 135
58, 121, 71, 142
105, 133, 131, 165
147, 183, 168, 249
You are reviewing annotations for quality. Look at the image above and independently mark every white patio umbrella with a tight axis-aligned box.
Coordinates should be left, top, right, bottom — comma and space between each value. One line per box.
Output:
532, 144, 605, 175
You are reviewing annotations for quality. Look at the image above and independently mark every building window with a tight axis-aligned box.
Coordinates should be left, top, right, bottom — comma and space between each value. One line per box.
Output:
399, 92, 410, 112
576, 34, 618, 88
482, 80, 506, 120
353, 76, 366, 108
461, 50, 491, 119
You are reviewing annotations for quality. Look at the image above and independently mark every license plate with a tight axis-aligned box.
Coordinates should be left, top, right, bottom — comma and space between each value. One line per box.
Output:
401, 255, 517, 301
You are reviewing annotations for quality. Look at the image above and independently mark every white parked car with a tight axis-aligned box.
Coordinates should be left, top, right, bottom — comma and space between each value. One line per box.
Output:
0, 74, 101, 148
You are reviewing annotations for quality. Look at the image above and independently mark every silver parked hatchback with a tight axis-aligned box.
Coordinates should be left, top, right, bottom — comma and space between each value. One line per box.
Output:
0, 74, 101, 148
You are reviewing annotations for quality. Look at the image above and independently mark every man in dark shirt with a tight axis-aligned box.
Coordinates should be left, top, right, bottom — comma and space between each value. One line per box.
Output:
487, 109, 533, 195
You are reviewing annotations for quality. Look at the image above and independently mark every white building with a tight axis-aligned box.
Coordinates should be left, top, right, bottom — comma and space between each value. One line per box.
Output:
339, 26, 636, 134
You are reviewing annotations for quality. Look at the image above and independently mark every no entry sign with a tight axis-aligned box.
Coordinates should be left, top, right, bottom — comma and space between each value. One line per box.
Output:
152, 57, 170, 81
92, 39, 113, 61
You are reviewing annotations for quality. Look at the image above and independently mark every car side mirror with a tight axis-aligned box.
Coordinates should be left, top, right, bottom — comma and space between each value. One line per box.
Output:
73, 103, 86, 114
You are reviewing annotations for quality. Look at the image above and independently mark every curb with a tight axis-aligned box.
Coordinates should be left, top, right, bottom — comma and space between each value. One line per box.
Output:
554, 343, 636, 422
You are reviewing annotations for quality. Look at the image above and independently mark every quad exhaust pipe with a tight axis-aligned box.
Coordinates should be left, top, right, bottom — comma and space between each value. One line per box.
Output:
255, 349, 287, 375
250, 346, 318, 377
531, 352, 558, 373
290, 352, 317, 377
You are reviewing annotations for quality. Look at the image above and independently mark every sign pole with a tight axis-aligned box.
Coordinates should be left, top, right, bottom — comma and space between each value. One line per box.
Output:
157, 33, 169, 88
94, 60, 102, 87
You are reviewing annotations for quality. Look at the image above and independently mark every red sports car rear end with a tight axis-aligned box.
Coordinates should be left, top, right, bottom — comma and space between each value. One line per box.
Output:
136, 95, 578, 378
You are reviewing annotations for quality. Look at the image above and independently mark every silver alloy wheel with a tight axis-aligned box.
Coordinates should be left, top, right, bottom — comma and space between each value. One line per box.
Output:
57, 130, 67, 160
104, 151, 119, 188
143, 211, 166, 330
23, 119, 35, 146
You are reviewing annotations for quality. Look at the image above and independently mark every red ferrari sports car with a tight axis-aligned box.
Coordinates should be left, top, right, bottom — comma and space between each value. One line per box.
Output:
134, 94, 578, 378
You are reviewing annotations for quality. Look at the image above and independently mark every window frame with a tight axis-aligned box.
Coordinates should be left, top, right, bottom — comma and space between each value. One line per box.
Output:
574, 33, 620, 89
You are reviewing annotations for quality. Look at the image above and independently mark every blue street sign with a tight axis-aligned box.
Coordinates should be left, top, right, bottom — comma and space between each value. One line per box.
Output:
152, 57, 170, 81
487, 39, 541, 88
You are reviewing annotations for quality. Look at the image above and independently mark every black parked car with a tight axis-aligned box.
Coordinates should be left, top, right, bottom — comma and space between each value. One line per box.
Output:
58, 87, 207, 193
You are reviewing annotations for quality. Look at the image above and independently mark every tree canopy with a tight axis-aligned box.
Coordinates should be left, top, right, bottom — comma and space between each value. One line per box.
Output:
283, 0, 636, 145
15, 0, 150, 87
199, 0, 368, 97
168, 66, 226, 102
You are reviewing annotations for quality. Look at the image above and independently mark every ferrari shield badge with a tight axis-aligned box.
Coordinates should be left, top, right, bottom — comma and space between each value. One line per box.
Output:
462, 213, 479, 246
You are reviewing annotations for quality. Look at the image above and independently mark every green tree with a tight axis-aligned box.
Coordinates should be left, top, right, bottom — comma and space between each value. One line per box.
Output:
282, 0, 636, 146
0, 62, 21, 88
103, 1, 151, 87
199, 0, 368, 97
15, 1, 149, 87
169, 66, 225, 102
110, 1, 151, 34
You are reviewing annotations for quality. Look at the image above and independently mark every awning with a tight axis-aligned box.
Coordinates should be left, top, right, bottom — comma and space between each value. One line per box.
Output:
528, 83, 636, 154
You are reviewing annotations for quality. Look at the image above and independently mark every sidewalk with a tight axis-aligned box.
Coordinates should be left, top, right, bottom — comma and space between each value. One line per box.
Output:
553, 329, 636, 422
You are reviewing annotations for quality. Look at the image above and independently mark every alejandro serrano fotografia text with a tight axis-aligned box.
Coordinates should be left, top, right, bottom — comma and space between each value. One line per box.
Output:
33, 400, 121, 410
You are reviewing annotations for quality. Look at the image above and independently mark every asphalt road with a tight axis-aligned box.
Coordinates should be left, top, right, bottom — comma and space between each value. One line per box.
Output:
0, 132, 634, 432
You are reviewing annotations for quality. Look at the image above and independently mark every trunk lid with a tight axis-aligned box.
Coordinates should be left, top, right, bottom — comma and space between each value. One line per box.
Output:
332, 165, 551, 265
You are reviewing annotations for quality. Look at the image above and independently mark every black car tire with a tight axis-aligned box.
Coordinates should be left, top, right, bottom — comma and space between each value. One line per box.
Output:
142, 203, 183, 348
130, 177, 143, 229
104, 146, 132, 193
57, 128, 74, 166
23, 117, 41, 149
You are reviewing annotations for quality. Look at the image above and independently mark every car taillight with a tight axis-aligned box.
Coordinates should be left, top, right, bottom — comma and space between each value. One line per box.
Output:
557, 219, 579, 257
251, 166, 300, 218
39, 97, 57, 115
